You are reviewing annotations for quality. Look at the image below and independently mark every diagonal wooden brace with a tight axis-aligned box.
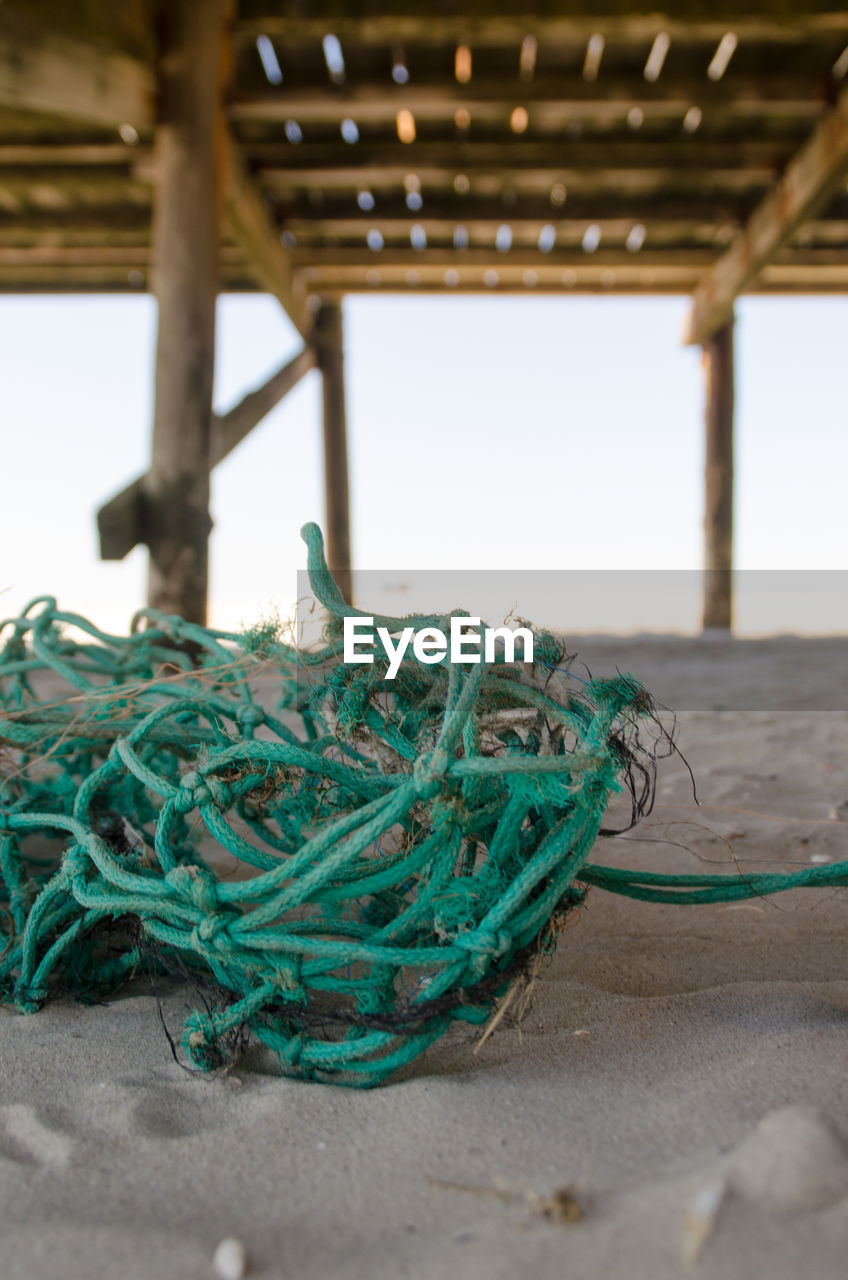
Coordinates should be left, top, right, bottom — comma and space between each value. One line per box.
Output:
97, 344, 316, 560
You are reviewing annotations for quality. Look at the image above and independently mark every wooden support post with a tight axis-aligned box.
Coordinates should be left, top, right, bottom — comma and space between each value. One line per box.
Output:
315, 301, 353, 604
702, 314, 735, 631
146, 0, 229, 624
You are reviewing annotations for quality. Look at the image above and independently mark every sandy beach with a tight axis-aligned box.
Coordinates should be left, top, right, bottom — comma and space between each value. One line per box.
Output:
2, 633, 847, 1279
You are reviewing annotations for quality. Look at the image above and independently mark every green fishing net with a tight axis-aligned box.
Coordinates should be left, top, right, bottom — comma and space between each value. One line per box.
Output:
1, 524, 845, 1086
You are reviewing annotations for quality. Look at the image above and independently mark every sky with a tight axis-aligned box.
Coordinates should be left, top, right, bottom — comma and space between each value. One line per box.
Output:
1, 291, 846, 637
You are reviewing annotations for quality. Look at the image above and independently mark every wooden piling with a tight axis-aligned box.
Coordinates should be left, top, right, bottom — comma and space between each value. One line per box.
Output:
701, 314, 735, 631
146, 0, 229, 624
315, 300, 353, 604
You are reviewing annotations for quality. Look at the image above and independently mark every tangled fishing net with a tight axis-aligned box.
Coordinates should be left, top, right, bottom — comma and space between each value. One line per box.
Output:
2, 524, 846, 1087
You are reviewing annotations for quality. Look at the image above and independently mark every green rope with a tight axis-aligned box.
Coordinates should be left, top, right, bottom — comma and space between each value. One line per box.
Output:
0, 523, 845, 1086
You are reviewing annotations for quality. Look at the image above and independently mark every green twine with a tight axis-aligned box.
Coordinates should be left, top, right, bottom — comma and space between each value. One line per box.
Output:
0, 524, 845, 1086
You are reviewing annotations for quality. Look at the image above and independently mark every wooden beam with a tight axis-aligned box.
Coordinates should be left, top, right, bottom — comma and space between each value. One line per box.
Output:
252, 249, 848, 274
231, 79, 824, 126
145, 0, 228, 624
264, 192, 762, 225
253, 142, 788, 185
686, 83, 848, 343
0, 173, 150, 211
19, 223, 845, 262
300, 264, 706, 294
297, 247, 718, 270
0, 144, 142, 165
315, 301, 352, 605
760, 260, 848, 286
0, 0, 154, 58
0, 228, 151, 251
19, 265, 848, 298
10, 253, 848, 294
279, 218, 735, 248
257, 156, 782, 203
0, 205, 743, 247
7, 260, 848, 295
99, 346, 316, 560
305, 280, 697, 297
295, 247, 715, 295
701, 316, 735, 631
0, 269, 155, 289
0, 247, 151, 266
236, 4, 848, 44
212, 345, 317, 462
224, 135, 309, 338
0, 11, 153, 128
97, 477, 151, 566
0, 245, 245, 280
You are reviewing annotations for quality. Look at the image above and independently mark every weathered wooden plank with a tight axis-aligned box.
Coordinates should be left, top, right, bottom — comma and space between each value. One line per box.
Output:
301, 266, 705, 293
0, 172, 150, 206
145, 0, 228, 624
278, 217, 734, 246
99, 346, 316, 560
0, 245, 245, 267
0, 144, 141, 165
231, 79, 825, 126
250, 141, 792, 180
262, 171, 775, 206
297, 247, 720, 270
11, 208, 848, 254
224, 134, 309, 337
686, 82, 848, 343
4, 245, 844, 281
256, 157, 783, 204
0, 227, 150, 248
0, 269, 154, 288
305, 283, 699, 298
9, 246, 848, 289
761, 260, 848, 283
1, 0, 153, 60
701, 316, 734, 631
315, 301, 352, 605
260, 190, 761, 222
0, 246, 150, 265
0, 203, 743, 242
0, 11, 153, 128
0, 207, 150, 247
10, 261, 848, 295
236, 3, 848, 45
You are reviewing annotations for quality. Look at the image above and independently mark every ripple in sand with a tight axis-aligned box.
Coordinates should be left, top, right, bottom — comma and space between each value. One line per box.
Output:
0, 1102, 73, 1167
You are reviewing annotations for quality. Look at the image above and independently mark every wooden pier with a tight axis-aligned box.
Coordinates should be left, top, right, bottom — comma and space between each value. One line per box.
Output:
3, 2, 848, 623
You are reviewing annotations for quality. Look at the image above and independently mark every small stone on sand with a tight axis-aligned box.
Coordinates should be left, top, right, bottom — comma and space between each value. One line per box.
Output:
727, 1105, 848, 1212
212, 1237, 248, 1280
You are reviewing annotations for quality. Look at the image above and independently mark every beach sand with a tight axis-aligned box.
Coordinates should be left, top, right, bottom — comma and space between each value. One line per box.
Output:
2, 634, 847, 1279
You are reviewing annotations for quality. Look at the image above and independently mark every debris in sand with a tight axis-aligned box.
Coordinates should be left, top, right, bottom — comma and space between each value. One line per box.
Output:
428, 1176, 583, 1225
683, 1180, 727, 1264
